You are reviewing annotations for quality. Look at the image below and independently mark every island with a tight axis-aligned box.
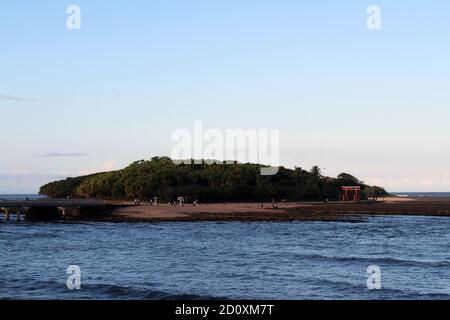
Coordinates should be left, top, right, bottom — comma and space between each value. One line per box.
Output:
36, 156, 441, 222
0, 156, 448, 223
39, 156, 388, 202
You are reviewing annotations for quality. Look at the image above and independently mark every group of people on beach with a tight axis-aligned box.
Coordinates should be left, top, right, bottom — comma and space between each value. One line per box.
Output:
168, 198, 184, 207
133, 196, 199, 207
168, 196, 199, 207
133, 197, 287, 209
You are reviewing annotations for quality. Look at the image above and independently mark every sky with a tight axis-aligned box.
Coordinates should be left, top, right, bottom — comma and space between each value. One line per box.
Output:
1, 0, 449, 193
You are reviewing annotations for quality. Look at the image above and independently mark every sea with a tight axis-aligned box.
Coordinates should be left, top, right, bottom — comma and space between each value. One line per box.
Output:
391, 192, 450, 198
1, 194, 450, 300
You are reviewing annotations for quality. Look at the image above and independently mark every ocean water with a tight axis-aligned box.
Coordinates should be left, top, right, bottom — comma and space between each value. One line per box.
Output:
2, 216, 450, 300
0, 194, 46, 201
392, 192, 450, 198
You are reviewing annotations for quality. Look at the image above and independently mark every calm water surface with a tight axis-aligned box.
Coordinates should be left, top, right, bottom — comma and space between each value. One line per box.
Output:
1, 214, 450, 300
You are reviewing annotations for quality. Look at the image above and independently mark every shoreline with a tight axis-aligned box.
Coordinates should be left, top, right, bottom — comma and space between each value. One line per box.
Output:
87, 197, 450, 223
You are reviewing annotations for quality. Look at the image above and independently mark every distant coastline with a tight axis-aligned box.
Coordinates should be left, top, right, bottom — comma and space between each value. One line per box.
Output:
391, 192, 450, 198
85, 197, 450, 223
3, 195, 450, 223
0, 194, 46, 201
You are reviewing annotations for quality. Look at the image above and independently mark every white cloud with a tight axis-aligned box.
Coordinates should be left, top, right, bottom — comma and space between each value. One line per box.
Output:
366, 172, 450, 192
78, 158, 117, 175
0, 174, 65, 194
0, 94, 38, 102
38, 153, 88, 158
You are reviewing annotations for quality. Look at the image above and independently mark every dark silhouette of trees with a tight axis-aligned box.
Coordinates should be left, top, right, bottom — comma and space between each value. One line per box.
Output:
39, 157, 388, 202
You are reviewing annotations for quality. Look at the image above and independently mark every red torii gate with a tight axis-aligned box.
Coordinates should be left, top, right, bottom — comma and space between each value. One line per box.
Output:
341, 186, 361, 202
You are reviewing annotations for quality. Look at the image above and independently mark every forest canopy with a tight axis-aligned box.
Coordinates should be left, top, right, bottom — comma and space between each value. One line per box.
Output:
39, 156, 389, 202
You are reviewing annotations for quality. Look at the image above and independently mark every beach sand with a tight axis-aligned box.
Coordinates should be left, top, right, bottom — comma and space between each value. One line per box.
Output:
95, 197, 450, 223
107, 202, 323, 222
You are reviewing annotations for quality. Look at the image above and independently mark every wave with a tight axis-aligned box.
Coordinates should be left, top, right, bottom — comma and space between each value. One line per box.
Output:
291, 252, 450, 267
2, 275, 450, 300
290, 276, 450, 300
84, 283, 223, 300
0, 278, 223, 300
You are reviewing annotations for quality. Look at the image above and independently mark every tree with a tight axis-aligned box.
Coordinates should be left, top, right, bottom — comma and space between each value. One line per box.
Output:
337, 173, 360, 185
39, 157, 387, 202
310, 165, 322, 178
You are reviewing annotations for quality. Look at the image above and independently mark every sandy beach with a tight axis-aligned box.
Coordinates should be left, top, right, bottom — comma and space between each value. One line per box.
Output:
95, 197, 450, 223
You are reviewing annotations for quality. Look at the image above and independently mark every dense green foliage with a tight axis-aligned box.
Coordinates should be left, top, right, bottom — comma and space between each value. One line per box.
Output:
39, 157, 389, 201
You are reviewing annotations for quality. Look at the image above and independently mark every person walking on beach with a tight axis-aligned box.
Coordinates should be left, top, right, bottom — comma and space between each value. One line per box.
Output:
272, 199, 278, 209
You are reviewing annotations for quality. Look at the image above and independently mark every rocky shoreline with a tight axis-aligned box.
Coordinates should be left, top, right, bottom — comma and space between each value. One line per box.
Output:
86, 197, 450, 223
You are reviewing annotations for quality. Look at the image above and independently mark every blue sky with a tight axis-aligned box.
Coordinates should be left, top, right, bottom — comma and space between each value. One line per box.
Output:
1, 0, 449, 193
